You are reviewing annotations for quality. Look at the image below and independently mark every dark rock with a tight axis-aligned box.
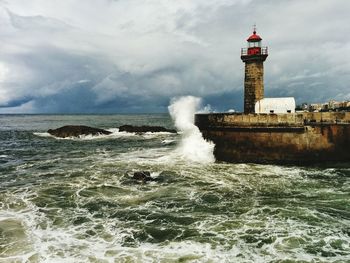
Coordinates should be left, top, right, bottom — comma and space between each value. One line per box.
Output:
47, 125, 112, 138
132, 171, 152, 182
121, 171, 171, 185
119, 125, 177, 133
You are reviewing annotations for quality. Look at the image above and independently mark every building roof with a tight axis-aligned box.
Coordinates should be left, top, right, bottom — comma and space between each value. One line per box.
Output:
255, 97, 296, 114
247, 30, 262, 42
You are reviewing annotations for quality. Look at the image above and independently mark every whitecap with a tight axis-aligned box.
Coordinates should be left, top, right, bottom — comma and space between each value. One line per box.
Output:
33, 132, 53, 138
33, 128, 177, 141
161, 139, 176, 145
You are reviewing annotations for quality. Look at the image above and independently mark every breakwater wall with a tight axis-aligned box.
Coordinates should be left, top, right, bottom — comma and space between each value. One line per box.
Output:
195, 112, 350, 164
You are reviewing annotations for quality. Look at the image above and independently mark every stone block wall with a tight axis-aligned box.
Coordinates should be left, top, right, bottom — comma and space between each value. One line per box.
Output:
199, 124, 350, 163
244, 61, 264, 114
195, 112, 350, 163
196, 112, 350, 129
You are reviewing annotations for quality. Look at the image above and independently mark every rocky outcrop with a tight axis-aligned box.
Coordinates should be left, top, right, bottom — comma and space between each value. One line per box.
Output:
121, 171, 172, 184
119, 125, 176, 133
132, 171, 153, 182
47, 125, 112, 138
131, 171, 166, 183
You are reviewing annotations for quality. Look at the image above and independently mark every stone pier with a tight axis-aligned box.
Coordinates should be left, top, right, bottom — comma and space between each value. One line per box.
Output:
195, 112, 350, 164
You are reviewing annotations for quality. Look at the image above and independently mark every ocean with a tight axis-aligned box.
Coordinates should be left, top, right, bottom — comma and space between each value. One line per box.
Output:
0, 113, 349, 262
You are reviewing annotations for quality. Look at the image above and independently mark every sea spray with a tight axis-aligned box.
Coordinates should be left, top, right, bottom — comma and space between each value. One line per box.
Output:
168, 96, 215, 163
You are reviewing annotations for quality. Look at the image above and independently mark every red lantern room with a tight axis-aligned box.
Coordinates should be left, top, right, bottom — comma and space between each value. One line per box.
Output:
241, 26, 268, 58
247, 30, 262, 55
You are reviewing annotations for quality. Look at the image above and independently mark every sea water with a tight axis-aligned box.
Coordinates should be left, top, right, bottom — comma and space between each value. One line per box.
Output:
0, 112, 349, 262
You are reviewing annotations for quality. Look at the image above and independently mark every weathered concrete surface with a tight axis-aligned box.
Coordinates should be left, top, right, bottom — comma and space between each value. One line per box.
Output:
195, 112, 350, 164
196, 112, 350, 127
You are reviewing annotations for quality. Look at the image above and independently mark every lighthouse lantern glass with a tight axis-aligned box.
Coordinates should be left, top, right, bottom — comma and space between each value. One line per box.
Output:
248, 41, 261, 48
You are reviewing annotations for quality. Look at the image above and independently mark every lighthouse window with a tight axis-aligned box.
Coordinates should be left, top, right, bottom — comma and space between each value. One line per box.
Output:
248, 42, 261, 48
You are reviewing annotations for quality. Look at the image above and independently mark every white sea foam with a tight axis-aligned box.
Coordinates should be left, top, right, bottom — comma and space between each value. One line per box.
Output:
2, 163, 350, 262
33, 128, 175, 141
161, 139, 175, 145
168, 96, 215, 164
3, 201, 349, 263
34, 129, 127, 140
33, 132, 53, 138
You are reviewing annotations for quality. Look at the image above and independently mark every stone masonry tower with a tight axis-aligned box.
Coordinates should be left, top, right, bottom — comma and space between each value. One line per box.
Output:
241, 27, 268, 113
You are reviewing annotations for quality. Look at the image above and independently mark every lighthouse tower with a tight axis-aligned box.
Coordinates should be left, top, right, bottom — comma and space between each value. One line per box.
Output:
241, 27, 268, 113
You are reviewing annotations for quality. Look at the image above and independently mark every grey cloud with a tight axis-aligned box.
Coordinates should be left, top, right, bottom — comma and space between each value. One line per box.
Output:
0, 0, 349, 113
7, 10, 71, 31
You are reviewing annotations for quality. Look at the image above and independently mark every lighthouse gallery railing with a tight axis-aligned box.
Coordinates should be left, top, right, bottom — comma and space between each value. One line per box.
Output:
241, 47, 268, 56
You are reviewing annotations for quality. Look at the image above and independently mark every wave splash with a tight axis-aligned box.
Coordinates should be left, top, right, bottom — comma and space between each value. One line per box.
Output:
168, 96, 215, 163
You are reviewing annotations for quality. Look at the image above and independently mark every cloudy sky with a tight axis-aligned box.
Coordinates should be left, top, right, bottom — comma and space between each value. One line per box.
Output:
0, 0, 349, 113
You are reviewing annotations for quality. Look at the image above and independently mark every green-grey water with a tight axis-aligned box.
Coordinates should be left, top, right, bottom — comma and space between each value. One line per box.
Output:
0, 114, 349, 262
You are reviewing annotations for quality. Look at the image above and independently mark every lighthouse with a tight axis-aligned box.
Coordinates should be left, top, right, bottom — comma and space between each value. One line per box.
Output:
195, 27, 350, 164
241, 27, 268, 113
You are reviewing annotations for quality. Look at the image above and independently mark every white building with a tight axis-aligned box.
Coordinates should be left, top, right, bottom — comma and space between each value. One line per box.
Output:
255, 97, 296, 114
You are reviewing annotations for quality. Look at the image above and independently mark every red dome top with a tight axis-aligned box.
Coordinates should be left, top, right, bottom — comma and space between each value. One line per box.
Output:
247, 30, 262, 42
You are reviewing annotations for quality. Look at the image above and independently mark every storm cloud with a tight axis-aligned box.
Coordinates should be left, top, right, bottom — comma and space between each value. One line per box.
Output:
0, 0, 349, 113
